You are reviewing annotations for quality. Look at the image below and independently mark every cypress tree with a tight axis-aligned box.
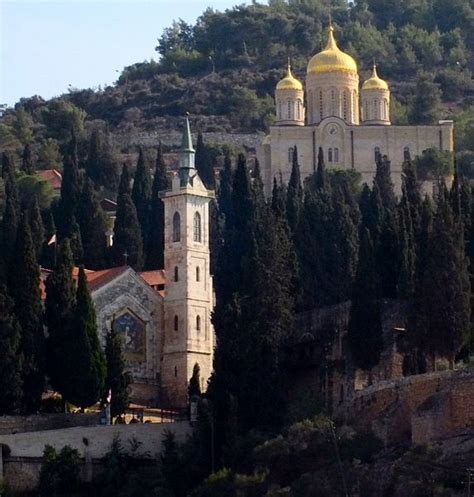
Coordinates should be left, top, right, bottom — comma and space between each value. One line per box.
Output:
63, 266, 106, 408
401, 159, 422, 238
315, 146, 328, 191
104, 326, 131, 417
45, 240, 76, 396
218, 154, 233, 224
188, 363, 202, 400
0, 285, 23, 414
111, 165, 143, 269
131, 148, 152, 246
195, 132, 215, 189
377, 209, 400, 299
55, 152, 81, 253
9, 214, 45, 412
145, 144, 169, 269
286, 146, 303, 233
21, 144, 34, 174
348, 228, 383, 373
86, 129, 119, 190
374, 154, 396, 211
77, 178, 107, 269
29, 197, 45, 261
1, 151, 15, 178
397, 212, 416, 299
0, 171, 20, 273
413, 188, 471, 368
271, 175, 286, 218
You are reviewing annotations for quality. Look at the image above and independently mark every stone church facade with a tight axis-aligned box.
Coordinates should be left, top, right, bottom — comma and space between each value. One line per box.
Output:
257, 25, 454, 195
51, 119, 215, 409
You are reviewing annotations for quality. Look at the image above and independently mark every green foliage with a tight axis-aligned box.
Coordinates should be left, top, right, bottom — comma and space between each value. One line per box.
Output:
17, 174, 54, 209
145, 144, 169, 269
104, 326, 131, 417
41, 99, 86, 141
415, 148, 454, 180
111, 165, 144, 269
131, 148, 152, 246
38, 445, 81, 497
0, 285, 23, 415
36, 138, 63, 171
86, 129, 118, 191
62, 266, 106, 408
9, 214, 45, 412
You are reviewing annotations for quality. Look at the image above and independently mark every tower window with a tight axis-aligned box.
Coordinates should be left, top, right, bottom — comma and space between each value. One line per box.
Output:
374, 147, 381, 162
331, 90, 336, 115
334, 148, 339, 163
196, 266, 200, 282
174, 266, 179, 282
172, 212, 181, 242
174, 315, 178, 331
328, 148, 333, 163
403, 146, 410, 161
288, 147, 294, 163
287, 100, 292, 120
319, 90, 323, 121
174, 366, 178, 377
297, 100, 301, 120
196, 315, 201, 331
343, 91, 348, 121
193, 212, 202, 243
278, 102, 282, 120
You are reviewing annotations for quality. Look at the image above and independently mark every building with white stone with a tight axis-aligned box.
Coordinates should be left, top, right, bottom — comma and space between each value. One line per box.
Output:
257, 25, 454, 195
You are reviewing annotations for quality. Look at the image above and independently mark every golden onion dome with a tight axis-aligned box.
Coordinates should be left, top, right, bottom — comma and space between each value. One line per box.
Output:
276, 61, 303, 91
307, 25, 357, 75
362, 64, 389, 91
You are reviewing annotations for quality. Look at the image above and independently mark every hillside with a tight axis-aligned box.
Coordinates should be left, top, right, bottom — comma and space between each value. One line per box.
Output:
1, 0, 474, 178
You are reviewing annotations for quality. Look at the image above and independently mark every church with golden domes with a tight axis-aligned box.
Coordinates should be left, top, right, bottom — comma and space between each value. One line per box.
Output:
257, 25, 454, 194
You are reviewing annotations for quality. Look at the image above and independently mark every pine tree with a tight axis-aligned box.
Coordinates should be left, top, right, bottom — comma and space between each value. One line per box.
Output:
131, 148, 152, 246
410, 72, 441, 125
0, 285, 23, 415
77, 178, 107, 269
286, 146, 303, 233
29, 197, 45, 261
348, 228, 383, 372
145, 144, 169, 269
21, 144, 34, 174
188, 363, 202, 400
45, 240, 76, 396
62, 267, 106, 408
104, 326, 131, 417
111, 165, 143, 269
9, 214, 45, 412
195, 132, 215, 189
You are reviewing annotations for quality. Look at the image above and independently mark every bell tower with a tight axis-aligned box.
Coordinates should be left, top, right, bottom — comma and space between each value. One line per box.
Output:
160, 117, 215, 407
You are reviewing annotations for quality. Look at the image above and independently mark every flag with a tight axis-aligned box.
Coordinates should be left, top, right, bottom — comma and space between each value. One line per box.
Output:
107, 389, 112, 403
47, 234, 57, 246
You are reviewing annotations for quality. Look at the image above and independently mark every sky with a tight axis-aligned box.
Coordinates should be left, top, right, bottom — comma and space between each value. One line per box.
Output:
0, 0, 243, 107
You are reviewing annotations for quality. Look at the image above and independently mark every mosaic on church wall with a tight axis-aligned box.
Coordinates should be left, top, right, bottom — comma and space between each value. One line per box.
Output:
112, 310, 146, 363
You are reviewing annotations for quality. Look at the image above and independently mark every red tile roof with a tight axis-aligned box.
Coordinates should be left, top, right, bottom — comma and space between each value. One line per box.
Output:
37, 169, 62, 190
138, 270, 166, 288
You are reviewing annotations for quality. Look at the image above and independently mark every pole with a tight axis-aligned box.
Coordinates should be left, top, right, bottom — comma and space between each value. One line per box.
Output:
330, 421, 349, 497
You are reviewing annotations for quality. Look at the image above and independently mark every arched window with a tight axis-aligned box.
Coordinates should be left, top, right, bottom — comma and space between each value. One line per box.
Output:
297, 100, 301, 120
174, 366, 178, 377
374, 147, 381, 162
196, 266, 200, 282
174, 266, 179, 282
196, 315, 201, 331
172, 212, 181, 242
278, 102, 282, 119
288, 100, 292, 119
193, 212, 201, 243
331, 89, 336, 115
373, 99, 378, 119
174, 315, 178, 331
403, 146, 411, 161
328, 148, 333, 163
288, 147, 294, 163
364, 101, 369, 121
334, 148, 339, 163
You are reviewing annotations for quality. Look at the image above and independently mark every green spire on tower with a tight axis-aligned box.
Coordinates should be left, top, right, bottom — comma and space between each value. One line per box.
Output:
181, 114, 195, 155
179, 114, 196, 185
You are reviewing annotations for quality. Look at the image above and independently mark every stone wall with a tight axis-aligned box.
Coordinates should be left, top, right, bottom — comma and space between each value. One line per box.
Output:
334, 370, 474, 446
0, 422, 191, 492
0, 413, 100, 435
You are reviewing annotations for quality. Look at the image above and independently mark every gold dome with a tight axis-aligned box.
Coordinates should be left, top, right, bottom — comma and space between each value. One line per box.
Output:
307, 25, 357, 75
276, 61, 303, 91
362, 64, 389, 91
